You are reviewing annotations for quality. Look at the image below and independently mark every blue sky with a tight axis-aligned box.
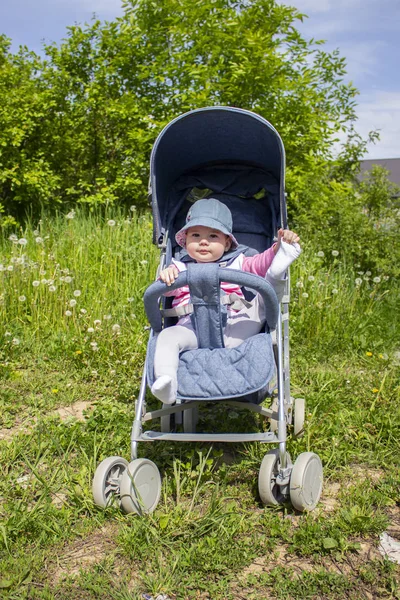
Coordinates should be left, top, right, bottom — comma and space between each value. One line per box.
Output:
1, 0, 399, 159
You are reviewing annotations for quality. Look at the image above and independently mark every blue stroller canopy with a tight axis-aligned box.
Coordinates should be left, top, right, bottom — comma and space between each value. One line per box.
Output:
150, 107, 287, 243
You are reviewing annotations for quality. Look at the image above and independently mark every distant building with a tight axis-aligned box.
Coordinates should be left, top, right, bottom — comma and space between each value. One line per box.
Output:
359, 158, 400, 186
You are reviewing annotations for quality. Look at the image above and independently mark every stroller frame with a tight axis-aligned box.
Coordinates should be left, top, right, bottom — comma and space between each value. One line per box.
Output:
92, 107, 322, 515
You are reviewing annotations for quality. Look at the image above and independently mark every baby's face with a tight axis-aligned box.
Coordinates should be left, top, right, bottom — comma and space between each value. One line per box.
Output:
185, 226, 231, 263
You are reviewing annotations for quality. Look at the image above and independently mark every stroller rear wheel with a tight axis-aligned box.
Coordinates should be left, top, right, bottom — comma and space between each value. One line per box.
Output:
92, 456, 129, 508
120, 458, 162, 515
258, 449, 291, 506
289, 452, 323, 512
293, 397, 306, 437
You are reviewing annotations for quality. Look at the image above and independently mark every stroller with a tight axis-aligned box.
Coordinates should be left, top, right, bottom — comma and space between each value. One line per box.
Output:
92, 107, 323, 515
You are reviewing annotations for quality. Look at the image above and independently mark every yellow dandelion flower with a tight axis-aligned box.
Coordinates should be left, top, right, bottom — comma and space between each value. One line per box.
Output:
372, 388, 379, 393
75, 350, 82, 355
366, 351, 373, 357
52, 388, 59, 394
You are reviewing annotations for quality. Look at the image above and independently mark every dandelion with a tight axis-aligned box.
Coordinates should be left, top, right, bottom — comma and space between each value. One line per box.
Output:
87, 327, 95, 333
33, 230, 39, 236
296, 281, 304, 288
12, 338, 20, 345
32, 280, 40, 287
373, 276, 381, 284
112, 324, 121, 334
48, 285, 56, 292
65, 310, 72, 317
302, 292, 309, 298
18, 295, 26, 302
127, 297, 134, 303
308, 275, 315, 282
317, 251, 324, 258
140, 260, 148, 265
66, 210, 75, 220
357, 271, 364, 276
69, 299, 77, 307
383, 275, 389, 281
107, 219, 116, 227
18, 238, 28, 246
332, 289, 338, 295
80, 308, 87, 315
64, 276, 73, 284
73, 290, 81, 297
5, 332, 11, 337
52, 389, 59, 394
355, 278, 362, 286
130, 313, 137, 319
331, 250, 339, 257
372, 388, 379, 393
366, 351, 373, 357
35, 237, 44, 244
130, 205, 137, 212
75, 350, 82, 355
366, 271, 372, 277
7, 265, 14, 272
41, 279, 48, 285
8, 234, 18, 242
103, 314, 112, 320
94, 319, 101, 326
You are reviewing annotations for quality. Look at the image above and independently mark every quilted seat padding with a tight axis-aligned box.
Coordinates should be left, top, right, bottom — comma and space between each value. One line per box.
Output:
147, 333, 275, 401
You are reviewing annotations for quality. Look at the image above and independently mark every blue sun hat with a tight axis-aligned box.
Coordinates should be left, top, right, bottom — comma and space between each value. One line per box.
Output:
175, 198, 239, 249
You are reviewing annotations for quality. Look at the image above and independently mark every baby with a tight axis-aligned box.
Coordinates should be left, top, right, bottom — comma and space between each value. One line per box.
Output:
151, 198, 301, 404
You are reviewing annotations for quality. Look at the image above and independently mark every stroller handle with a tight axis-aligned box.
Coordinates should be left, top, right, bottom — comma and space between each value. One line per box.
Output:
144, 268, 279, 333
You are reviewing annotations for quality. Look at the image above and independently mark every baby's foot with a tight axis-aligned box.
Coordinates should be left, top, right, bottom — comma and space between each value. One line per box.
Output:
267, 241, 301, 280
151, 375, 177, 405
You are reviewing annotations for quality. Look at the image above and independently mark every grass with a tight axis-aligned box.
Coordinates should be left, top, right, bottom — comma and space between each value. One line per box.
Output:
0, 209, 399, 599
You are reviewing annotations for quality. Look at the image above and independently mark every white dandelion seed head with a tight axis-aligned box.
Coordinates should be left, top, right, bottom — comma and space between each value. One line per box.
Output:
308, 275, 315, 282
7, 265, 14, 272
127, 297, 134, 303
35, 237, 43, 244
383, 275, 389, 281
87, 327, 95, 333
94, 319, 101, 326
12, 338, 20, 345
112, 324, 121, 333
8, 234, 18, 242
80, 308, 87, 314
18, 295, 26, 302
107, 219, 116, 227
66, 210, 75, 220
5, 331, 11, 337
90, 341, 98, 348
296, 281, 304, 288
48, 285, 56, 292
18, 238, 27, 246
41, 279, 48, 285
69, 299, 77, 307
373, 276, 381, 284
317, 251, 324, 258
130, 205, 137, 211
32, 280, 40, 287
331, 250, 339, 257
302, 292, 309, 298
103, 314, 112, 320
366, 271, 372, 277
355, 278, 362, 286
73, 290, 81, 297
130, 313, 137, 319
332, 288, 339, 295
33, 230, 39, 236
64, 276, 72, 284
140, 260, 148, 265
65, 310, 72, 317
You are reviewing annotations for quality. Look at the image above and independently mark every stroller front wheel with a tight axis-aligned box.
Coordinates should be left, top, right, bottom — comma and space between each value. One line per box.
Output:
120, 458, 162, 515
92, 456, 129, 509
289, 452, 323, 512
258, 449, 291, 506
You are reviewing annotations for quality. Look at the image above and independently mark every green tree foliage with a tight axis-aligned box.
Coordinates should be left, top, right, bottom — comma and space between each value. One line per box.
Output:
0, 0, 362, 217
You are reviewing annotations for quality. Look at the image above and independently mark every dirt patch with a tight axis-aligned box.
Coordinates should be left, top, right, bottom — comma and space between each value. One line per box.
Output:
0, 400, 94, 442
51, 525, 117, 583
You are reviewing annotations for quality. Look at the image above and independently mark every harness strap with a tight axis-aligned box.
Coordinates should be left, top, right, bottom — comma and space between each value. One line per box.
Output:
161, 293, 253, 318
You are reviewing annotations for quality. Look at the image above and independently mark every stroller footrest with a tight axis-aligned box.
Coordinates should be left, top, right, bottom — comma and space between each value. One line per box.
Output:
138, 431, 277, 443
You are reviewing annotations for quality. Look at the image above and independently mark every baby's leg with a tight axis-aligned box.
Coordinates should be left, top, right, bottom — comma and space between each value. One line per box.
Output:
224, 295, 266, 348
152, 325, 198, 404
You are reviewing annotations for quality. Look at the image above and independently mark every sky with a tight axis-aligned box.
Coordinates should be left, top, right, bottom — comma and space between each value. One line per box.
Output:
1, 0, 399, 160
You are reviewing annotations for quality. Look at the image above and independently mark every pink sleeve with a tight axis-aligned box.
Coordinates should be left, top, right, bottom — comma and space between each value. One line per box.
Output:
242, 245, 276, 277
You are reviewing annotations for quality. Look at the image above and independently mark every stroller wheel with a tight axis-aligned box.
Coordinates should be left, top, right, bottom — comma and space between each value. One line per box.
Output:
120, 459, 162, 515
293, 398, 306, 437
258, 449, 291, 506
92, 456, 129, 508
183, 405, 198, 433
290, 452, 323, 512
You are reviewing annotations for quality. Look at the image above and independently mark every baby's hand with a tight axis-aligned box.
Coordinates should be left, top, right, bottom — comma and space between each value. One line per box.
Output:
159, 265, 179, 286
275, 228, 300, 253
